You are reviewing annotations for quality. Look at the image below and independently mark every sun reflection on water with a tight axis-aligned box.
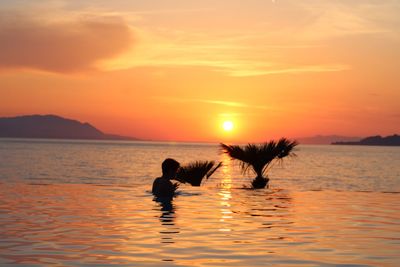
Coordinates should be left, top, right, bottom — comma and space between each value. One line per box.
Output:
218, 154, 233, 232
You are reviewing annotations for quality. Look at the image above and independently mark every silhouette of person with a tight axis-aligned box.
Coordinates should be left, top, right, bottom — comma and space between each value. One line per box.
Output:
152, 158, 180, 200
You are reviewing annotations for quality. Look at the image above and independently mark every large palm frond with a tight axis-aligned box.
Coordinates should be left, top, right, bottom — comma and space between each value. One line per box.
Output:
221, 138, 298, 188
175, 160, 222, 186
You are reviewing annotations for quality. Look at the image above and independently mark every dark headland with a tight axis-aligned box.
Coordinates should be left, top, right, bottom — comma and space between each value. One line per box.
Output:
0, 114, 139, 141
296, 135, 361, 145
332, 134, 400, 146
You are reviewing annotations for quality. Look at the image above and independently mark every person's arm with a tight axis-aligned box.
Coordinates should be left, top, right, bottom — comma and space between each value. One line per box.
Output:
167, 181, 176, 196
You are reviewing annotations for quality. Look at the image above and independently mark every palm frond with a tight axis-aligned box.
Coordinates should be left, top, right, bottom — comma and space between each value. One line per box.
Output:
262, 138, 298, 173
175, 160, 222, 186
207, 161, 223, 178
220, 143, 253, 174
276, 138, 298, 159
221, 138, 298, 188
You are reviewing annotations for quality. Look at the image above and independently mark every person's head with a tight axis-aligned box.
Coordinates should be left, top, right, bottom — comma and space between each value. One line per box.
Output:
161, 158, 180, 179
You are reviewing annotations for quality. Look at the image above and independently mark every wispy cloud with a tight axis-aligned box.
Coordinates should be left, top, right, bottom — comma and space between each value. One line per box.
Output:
103, 45, 350, 77
129, 8, 212, 15
155, 97, 272, 110
225, 64, 350, 77
102, 1, 397, 76
297, 1, 399, 40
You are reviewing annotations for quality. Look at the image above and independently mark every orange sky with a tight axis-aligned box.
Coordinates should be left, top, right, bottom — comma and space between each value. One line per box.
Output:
0, 1, 399, 142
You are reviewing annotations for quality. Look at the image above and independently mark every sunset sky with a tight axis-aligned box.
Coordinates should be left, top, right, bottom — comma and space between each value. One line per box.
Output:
1, 0, 399, 142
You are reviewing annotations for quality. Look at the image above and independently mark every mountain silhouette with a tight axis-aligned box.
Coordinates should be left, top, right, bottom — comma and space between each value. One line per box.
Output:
296, 135, 361, 145
332, 134, 400, 146
0, 114, 138, 140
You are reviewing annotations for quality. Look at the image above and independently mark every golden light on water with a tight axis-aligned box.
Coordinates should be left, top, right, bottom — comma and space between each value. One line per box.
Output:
218, 154, 233, 232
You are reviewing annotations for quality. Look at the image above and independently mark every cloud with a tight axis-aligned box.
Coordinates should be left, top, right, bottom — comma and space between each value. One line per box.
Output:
194, 99, 270, 110
298, 1, 398, 40
0, 11, 134, 72
155, 96, 271, 110
226, 64, 350, 77
102, 28, 350, 77
105, 48, 349, 77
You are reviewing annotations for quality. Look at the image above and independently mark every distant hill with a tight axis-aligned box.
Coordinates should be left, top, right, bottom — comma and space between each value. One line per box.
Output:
296, 135, 361, 145
0, 114, 139, 141
332, 134, 400, 146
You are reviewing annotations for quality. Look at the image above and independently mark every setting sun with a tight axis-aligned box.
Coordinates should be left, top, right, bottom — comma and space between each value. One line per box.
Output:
222, 121, 234, 132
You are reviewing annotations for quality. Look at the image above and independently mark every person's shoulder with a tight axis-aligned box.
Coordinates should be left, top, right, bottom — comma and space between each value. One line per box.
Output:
153, 177, 171, 186
153, 177, 163, 187
152, 177, 162, 191
153, 177, 163, 183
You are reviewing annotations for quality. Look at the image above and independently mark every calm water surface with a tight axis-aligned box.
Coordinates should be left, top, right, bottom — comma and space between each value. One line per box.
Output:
0, 139, 399, 266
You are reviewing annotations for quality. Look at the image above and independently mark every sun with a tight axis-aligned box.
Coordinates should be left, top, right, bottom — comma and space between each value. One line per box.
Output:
222, 120, 234, 132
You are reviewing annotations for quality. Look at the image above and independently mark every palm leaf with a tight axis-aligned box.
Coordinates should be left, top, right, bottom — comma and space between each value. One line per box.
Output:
221, 138, 298, 188
175, 160, 222, 186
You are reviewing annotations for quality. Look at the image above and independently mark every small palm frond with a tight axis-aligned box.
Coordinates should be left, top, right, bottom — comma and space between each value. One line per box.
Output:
173, 182, 179, 191
175, 160, 222, 186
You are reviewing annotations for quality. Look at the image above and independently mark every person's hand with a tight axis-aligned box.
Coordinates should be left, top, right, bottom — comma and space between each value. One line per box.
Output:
173, 182, 180, 191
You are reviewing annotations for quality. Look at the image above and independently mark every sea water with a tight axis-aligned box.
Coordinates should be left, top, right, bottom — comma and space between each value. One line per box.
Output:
0, 138, 399, 266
